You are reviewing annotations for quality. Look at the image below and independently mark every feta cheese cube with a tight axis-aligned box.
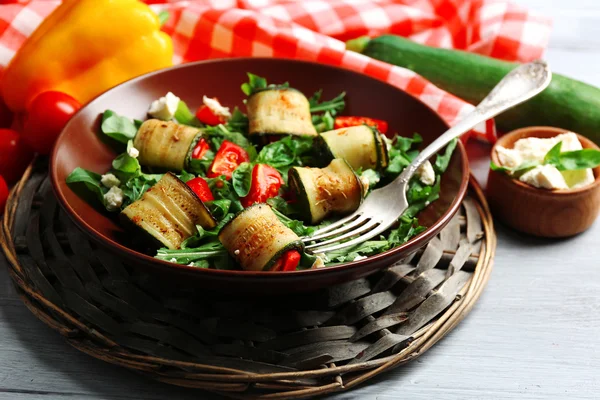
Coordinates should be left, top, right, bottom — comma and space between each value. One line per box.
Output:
148, 92, 180, 120
103, 186, 124, 211
127, 146, 139, 159
202, 96, 231, 119
416, 161, 435, 186
100, 173, 121, 188
519, 165, 568, 190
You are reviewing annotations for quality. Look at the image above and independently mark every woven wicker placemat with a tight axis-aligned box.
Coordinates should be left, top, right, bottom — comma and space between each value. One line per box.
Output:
1, 160, 495, 399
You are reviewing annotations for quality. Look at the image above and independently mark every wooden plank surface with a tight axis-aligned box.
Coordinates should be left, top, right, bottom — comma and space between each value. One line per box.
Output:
1, 1, 599, 399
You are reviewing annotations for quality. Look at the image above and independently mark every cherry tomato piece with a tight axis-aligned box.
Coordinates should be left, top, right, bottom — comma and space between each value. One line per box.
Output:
334, 116, 388, 134
241, 164, 283, 208
0, 129, 34, 183
207, 140, 249, 180
191, 138, 210, 160
186, 177, 214, 202
272, 250, 302, 272
0, 175, 8, 213
23, 91, 81, 154
196, 104, 226, 126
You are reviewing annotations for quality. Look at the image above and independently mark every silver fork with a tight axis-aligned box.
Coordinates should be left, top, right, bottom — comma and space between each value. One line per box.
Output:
303, 60, 552, 254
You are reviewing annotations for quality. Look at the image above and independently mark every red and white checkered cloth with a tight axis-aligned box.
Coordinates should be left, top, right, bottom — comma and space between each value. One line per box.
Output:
0, 0, 552, 142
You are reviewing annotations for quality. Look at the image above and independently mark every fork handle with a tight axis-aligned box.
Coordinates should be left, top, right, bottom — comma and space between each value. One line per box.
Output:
397, 60, 552, 184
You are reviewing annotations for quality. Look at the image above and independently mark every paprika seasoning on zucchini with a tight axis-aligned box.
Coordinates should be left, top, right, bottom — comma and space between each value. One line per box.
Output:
207, 141, 250, 179
241, 164, 284, 207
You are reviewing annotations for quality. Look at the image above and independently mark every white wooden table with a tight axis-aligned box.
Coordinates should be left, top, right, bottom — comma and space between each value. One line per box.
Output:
1, 1, 599, 399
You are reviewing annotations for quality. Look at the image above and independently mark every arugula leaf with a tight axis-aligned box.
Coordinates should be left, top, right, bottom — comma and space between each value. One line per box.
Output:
187, 149, 215, 175
266, 196, 297, 215
155, 242, 227, 264
178, 170, 195, 183
120, 173, 162, 206
174, 100, 202, 127
66, 168, 106, 205
325, 240, 389, 264
205, 200, 232, 219
226, 107, 249, 132
385, 133, 422, 177
434, 138, 458, 173
271, 207, 314, 236
158, 10, 169, 26
387, 217, 426, 247
312, 111, 335, 133
231, 162, 253, 197
309, 90, 346, 114
241, 73, 267, 96
204, 124, 251, 149
255, 136, 314, 176
207, 176, 244, 213
101, 110, 138, 144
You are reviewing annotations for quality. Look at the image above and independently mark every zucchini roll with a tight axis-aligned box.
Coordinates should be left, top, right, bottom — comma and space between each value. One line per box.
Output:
289, 159, 364, 224
246, 88, 317, 138
121, 173, 216, 250
318, 125, 389, 170
218, 204, 304, 271
133, 119, 201, 172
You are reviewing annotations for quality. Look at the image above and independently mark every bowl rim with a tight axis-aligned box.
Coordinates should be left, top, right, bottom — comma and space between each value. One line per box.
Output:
490, 126, 600, 197
50, 57, 470, 278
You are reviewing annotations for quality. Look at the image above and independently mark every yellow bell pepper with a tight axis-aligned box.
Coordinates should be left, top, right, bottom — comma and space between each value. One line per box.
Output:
1, 0, 173, 112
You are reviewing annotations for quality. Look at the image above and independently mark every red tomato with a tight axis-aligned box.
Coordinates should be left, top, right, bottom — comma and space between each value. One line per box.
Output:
334, 116, 388, 134
0, 129, 34, 183
0, 175, 8, 213
191, 138, 210, 160
207, 140, 249, 180
186, 177, 214, 202
0, 97, 13, 129
272, 250, 302, 272
23, 91, 81, 154
241, 164, 283, 208
196, 104, 226, 126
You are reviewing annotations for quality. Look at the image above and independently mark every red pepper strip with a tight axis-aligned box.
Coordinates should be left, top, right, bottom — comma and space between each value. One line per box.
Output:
241, 164, 283, 208
196, 102, 227, 126
207, 140, 249, 180
334, 116, 388, 134
191, 138, 210, 160
186, 177, 214, 202
271, 250, 302, 272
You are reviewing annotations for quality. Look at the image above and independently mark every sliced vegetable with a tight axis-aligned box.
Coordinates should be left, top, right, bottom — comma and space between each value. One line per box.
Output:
0, 128, 33, 183
207, 140, 249, 179
191, 138, 210, 160
289, 158, 364, 224
133, 119, 201, 172
196, 104, 226, 126
218, 203, 304, 271
241, 164, 284, 207
272, 250, 302, 272
121, 172, 216, 249
334, 116, 388, 134
318, 125, 389, 170
23, 91, 81, 154
247, 88, 317, 138
186, 177, 214, 202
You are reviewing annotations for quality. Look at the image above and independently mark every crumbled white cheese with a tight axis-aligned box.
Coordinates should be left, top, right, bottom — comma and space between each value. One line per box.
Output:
312, 255, 326, 269
127, 146, 140, 159
100, 173, 121, 188
519, 164, 568, 190
416, 161, 435, 186
497, 132, 595, 190
170, 258, 177, 263
234, 249, 240, 255
148, 92, 180, 120
188, 262, 195, 266
103, 186, 124, 211
203, 96, 231, 119
353, 255, 368, 261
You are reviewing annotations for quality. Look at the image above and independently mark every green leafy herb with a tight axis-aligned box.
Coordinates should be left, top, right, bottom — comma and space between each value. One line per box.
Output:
120, 173, 161, 206
226, 107, 249, 132
111, 141, 141, 181
205, 200, 233, 220
207, 176, 244, 213
155, 242, 227, 264
271, 207, 314, 236
385, 133, 422, 177
241, 73, 267, 96
309, 90, 346, 114
101, 110, 138, 144
544, 141, 600, 171
231, 162, 253, 197
174, 100, 202, 127
204, 124, 251, 149
255, 135, 314, 176
434, 138, 458, 173
65, 168, 106, 205
360, 169, 380, 192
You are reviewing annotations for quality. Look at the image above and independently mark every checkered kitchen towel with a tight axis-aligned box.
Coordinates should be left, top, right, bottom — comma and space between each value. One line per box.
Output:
0, 0, 552, 142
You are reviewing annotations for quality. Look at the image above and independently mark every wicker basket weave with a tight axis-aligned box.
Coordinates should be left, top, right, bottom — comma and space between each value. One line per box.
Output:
1, 160, 495, 399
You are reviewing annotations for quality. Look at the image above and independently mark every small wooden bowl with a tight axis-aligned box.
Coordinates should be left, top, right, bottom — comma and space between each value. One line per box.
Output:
487, 126, 600, 237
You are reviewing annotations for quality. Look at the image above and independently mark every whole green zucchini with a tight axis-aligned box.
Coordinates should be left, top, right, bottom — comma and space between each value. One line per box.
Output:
351, 35, 600, 143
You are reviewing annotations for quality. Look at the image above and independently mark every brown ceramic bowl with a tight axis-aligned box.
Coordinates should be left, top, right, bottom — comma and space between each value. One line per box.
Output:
51, 58, 469, 294
487, 126, 600, 238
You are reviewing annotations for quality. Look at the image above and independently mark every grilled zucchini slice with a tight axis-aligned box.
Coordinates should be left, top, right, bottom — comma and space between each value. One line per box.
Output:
121, 173, 216, 250
318, 125, 389, 170
133, 119, 201, 172
218, 204, 304, 271
289, 159, 364, 224
247, 87, 317, 138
